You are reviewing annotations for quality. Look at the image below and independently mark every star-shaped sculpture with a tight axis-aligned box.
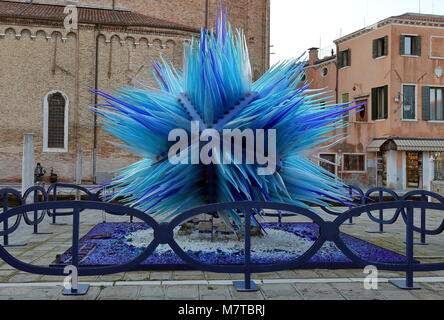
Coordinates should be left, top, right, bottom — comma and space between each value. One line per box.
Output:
93, 9, 357, 226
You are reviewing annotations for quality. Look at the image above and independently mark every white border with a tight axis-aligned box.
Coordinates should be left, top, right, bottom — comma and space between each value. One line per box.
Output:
401, 83, 418, 121
320, 66, 329, 77
318, 153, 338, 176
424, 84, 444, 122
43, 90, 69, 153
341, 153, 367, 173
372, 85, 389, 122
400, 34, 421, 57
430, 36, 444, 60
374, 36, 388, 59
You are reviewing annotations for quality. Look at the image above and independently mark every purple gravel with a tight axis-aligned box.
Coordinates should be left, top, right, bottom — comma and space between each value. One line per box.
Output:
54, 222, 408, 268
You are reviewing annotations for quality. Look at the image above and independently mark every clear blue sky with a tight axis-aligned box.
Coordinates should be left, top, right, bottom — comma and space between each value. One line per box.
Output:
270, 0, 444, 65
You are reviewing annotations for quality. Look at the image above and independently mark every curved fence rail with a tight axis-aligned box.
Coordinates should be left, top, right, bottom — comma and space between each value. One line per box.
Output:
0, 184, 444, 294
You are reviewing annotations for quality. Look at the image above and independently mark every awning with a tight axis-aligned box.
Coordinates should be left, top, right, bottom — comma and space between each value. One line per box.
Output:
367, 137, 444, 152
367, 139, 387, 152
393, 139, 444, 152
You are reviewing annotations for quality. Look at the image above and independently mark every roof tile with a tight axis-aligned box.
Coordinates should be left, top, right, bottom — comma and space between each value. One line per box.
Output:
0, 1, 199, 32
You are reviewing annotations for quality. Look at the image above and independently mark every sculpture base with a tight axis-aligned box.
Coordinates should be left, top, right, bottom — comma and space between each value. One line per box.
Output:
62, 284, 90, 296
233, 280, 259, 292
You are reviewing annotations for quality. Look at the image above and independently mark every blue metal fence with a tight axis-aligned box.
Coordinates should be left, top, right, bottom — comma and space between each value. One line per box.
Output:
0, 184, 444, 295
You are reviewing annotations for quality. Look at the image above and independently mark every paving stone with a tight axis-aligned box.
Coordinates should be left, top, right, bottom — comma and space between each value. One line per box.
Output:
8, 273, 42, 283
0, 270, 17, 278
229, 273, 244, 280
123, 271, 151, 281
199, 285, 231, 299
173, 270, 205, 280
98, 285, 140, 300
24, 287, 62, 300
150, 271, 172, 281
315, 269, 353, 278
98, 273, 125, 282
331, 283, 385, 300
138, 286, 165, 299
420, 282, 444, 292
294, 283, 345, 300
204, 272, 231, 280
411, 289, 444, 300
292, 270, 320, 278
165, 285, 199, 300
260, 283, 302, 300
253, 272, 281, 279
275, 270, 298, 278
0, 287, 36, 298
58, 286, 102, 300
376, 284, 419, 300
228, 286, 265, 300
40, 275, 65, 282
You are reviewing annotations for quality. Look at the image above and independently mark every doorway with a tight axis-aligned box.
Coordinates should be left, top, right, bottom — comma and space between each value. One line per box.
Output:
377, 152, 387, 187
406, 152, 422, 188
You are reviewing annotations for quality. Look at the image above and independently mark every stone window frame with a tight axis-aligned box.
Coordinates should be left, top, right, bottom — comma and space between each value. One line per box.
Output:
401, 83, 418, 121
320, 67, 329, 77
318, 153, 338, 176
430, 36, 444, 60
43, 90, 69, 153
342, 153, 367, 174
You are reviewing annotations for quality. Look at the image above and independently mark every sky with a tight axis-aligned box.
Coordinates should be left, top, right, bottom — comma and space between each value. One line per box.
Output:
270, 0, 444, 65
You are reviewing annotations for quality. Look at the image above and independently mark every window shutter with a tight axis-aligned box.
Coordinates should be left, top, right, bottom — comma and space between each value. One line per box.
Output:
400, 35, 405, 55
371, 87, 378, 120
383, 85, 389, 119
422, 86, 431, 120
415, 36, 422, 56
347, 49, 351, 66
373, 39, 378, 58
383, 36, 389, 56
337, 52, 343, 68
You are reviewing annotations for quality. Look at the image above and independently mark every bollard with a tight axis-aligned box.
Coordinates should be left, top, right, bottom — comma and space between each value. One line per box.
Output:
233, 208, 258, 292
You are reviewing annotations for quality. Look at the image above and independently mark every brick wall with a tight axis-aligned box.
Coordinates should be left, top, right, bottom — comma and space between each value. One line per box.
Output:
44, 0, 270, 75
0, 22, 195, 183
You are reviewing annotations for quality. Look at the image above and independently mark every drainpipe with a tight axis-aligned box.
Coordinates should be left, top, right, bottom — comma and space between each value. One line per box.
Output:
92, 26, 100, 184
335, 43, 339, 105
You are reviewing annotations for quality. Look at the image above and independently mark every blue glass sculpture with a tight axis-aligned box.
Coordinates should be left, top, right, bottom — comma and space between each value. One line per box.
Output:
92, 9, 358, 226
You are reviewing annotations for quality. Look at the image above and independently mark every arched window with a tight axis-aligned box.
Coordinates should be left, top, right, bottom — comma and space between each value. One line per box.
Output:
43, 91, 69, 152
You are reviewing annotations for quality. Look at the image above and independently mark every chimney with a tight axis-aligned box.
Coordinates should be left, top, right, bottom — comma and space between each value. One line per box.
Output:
308, 47, 319, 65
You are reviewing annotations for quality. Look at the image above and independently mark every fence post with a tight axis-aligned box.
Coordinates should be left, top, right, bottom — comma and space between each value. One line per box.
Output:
49, 185, 67, 226
343, 186, 355, 225
417, 195, 428, 246
32, 190, 52, 235
233, 208, 258, 292
62, 207, 89, 295
367, 190, 385, 234
389, 205, 421, 290
2, 192, 26, 247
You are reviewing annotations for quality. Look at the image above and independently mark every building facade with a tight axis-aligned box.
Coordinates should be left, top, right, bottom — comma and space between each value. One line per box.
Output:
307, 13, 444, 191
0, 0, 270, 184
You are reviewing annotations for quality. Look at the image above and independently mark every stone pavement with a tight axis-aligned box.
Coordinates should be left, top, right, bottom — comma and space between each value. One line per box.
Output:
0, 206, 444, 300
1, 280, 444, 300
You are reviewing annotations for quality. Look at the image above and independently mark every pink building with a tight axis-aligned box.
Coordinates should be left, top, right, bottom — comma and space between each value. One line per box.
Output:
306, 13, 444, 191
